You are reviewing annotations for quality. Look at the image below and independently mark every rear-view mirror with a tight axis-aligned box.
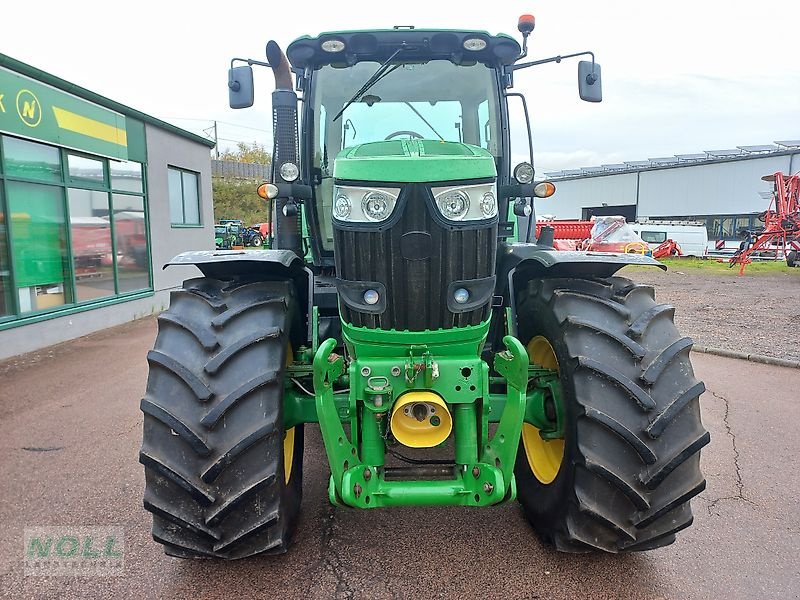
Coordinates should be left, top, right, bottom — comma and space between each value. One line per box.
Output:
578, 61, 602, 103
228, 66, 254, 109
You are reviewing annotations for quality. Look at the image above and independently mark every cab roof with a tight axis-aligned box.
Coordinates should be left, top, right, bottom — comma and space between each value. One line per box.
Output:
286, 28, 521, 69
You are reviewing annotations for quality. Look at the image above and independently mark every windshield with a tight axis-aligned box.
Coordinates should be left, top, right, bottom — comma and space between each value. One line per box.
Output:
311, 60, 501, 250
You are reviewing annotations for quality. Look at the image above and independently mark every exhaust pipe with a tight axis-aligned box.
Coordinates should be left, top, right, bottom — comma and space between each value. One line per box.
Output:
266, 40, 303, 257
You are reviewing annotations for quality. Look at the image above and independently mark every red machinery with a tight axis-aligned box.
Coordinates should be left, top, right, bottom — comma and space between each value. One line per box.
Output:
652, 239, 683, 259
730, 172, 800, 274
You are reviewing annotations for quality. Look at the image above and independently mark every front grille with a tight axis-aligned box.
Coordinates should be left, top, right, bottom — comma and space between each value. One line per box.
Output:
333, 183, 496, 330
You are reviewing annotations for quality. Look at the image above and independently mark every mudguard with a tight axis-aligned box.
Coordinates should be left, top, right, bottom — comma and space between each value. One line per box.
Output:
165, 250, 313, 342
165, 249, 306, 280
494, 242, 666, 341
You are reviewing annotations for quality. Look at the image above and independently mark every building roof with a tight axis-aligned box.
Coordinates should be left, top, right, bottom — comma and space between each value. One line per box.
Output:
544, 142, 800, 181
0, 53, 216, 149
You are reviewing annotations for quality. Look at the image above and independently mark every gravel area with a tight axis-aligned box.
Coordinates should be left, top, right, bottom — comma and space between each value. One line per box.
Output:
623, 266, 800, 362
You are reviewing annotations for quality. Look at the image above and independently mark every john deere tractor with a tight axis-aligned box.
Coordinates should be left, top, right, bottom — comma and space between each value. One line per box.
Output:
141, 18, 708, 559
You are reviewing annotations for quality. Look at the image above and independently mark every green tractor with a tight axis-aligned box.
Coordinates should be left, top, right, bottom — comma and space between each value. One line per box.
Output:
141, 18, 708, 559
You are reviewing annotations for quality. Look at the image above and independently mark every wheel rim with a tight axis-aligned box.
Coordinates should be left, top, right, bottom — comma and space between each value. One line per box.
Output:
284, 344, 294, 484
283, 427, 295, 484
522, 336, 565, 485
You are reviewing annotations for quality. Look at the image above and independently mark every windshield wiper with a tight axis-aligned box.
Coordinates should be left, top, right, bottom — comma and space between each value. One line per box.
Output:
333, 47, 404, 122
403, 102, 444, 141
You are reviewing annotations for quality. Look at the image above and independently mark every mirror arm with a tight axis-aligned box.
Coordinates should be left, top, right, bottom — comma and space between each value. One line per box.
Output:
513, 50, 595, 72
228, 58, 272, 92
230, 57, 271, 69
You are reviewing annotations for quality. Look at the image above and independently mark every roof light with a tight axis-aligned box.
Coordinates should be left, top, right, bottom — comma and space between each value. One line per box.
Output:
518, 14, 536, 34
321, 39, 346, 53
462, 37, 487, 51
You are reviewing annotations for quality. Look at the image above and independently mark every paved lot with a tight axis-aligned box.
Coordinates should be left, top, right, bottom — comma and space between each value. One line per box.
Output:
1, 317, 798, 599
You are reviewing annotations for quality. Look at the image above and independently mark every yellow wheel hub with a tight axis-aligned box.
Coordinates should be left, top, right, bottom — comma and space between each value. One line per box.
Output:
283, 427, 295, 484
284, 344, 295, 484
522, 336, 565, 485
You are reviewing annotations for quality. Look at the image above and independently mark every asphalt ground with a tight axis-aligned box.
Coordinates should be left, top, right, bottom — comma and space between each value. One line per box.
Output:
1, 317, 798, 599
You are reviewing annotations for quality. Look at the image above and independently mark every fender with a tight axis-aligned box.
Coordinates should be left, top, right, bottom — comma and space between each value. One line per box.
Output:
492, 241, 666, 341
165, 249, 313, 342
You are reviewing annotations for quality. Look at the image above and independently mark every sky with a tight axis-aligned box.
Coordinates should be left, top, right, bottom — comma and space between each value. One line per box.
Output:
2, 0, 798, 173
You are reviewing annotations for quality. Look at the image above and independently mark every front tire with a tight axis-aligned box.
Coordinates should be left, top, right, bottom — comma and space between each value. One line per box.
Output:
514, 276, 708, 552
140, 277, 304, 559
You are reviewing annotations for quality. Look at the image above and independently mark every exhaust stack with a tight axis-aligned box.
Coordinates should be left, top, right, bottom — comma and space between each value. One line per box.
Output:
266, 40, 303, 257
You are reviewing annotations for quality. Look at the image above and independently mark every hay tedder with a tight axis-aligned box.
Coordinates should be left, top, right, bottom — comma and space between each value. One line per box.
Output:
140, 17, 707, 559
730, 172, 800, 273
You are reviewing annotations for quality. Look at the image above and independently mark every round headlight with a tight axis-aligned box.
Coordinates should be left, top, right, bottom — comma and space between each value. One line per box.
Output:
333, 194, 352, 219
437, 190, 470, 220
480, 191, 497, 218
463, 37, 488, 51
363, 289, 380, 305
321, 39, 346, 53
279, 162, 299, 182
514, 162, 535, 184
453, 288, 470, 304
362, 191, 391, 221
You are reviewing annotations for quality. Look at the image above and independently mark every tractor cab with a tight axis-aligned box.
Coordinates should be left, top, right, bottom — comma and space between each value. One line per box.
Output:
286, 29, 519, 261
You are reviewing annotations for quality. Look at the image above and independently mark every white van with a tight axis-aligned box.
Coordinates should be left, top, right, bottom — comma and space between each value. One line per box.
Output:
630, 221, 708, 257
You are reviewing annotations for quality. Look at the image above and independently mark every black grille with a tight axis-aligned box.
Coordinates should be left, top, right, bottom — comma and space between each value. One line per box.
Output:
333, 184, 496, 331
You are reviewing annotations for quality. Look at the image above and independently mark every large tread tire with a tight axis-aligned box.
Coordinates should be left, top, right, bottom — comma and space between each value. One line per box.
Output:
514, 275, 708, 553
787, 250, 797, 267
140, 277, 304, 559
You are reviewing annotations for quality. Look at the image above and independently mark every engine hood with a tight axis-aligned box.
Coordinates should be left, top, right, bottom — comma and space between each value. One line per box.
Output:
333, 139, 496, 183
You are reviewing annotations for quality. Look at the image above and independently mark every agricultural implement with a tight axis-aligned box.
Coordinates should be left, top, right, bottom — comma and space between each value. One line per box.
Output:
140, 17, 707, 559
730, 172, 800, 273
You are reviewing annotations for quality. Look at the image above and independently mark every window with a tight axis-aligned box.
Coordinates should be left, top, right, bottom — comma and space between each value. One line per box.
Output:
0, 134, 151, 326
68, 154, 105, 186
640, 230, 667, 244
110, 160, 143, 193
4, 136, 61, 182
113, 194, 149, 292
168, 167, 200, 226
0, 185, 12, 318
68, 188, 113, 302
6, 181, 70, 312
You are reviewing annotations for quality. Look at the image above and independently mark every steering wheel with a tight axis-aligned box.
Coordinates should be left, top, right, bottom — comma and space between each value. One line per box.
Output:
385, 130, 425, 140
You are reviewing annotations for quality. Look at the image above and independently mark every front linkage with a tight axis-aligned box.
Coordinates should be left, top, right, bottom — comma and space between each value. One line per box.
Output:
283, 319, 564, 509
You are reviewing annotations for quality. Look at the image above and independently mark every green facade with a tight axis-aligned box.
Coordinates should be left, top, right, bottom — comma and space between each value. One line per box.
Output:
0, 67, 129, 160
0, 60, 158, 328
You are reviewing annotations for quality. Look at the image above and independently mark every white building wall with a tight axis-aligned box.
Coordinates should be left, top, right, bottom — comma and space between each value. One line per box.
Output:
638, 155, 794, 217
539, 173, 638, 219
543, 152, 800, 220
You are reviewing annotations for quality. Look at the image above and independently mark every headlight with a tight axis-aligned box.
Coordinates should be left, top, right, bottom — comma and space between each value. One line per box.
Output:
333, 186, 399, 223
362, 191, 392, 221
279, 162, 299, 182
334, 193, 352, 219
431, 183, 498, 222
438, 190, 470, 220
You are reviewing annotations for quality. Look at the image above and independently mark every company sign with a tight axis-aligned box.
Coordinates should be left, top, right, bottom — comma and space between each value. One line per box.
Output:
0, 66, 128, 159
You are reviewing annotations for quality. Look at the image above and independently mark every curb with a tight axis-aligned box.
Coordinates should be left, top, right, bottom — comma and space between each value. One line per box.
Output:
692, 345, 800, 369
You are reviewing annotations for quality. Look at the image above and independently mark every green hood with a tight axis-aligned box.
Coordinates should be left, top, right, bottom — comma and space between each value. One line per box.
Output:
333, 140, 496, 183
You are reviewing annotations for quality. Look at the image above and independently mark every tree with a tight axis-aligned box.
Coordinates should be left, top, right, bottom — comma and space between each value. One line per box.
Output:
218, 141, 271, 164
212, 142, 272, 224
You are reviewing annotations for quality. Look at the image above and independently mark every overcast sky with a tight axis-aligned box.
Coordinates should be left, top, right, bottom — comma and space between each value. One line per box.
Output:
3, 1, 798, 173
